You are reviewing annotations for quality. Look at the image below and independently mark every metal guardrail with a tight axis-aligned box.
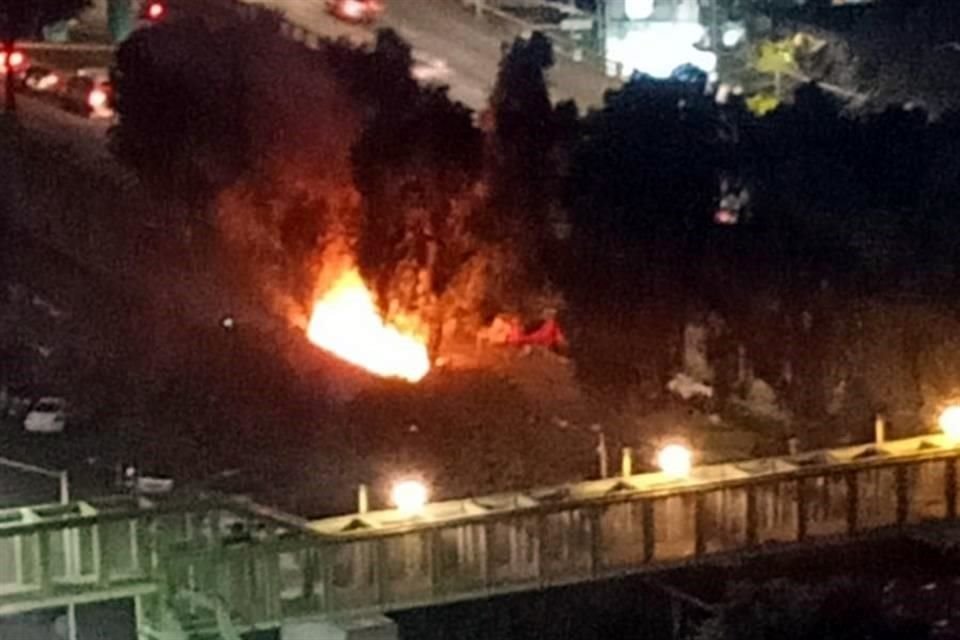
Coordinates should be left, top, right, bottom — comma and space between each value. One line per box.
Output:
204, 0, 466, 84
454, 0, 625, 79
205, 0, 625, 98
176, 0, 320, 48
2, 435, 960, 633
20, 42, 114, 52
160, 434, 960, 625
0, 493, 312, 621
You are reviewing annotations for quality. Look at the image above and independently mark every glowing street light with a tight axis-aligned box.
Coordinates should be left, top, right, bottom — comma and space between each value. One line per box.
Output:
939, 405, 960, 443
391, 480, 428, 516
656, 444, 693, 477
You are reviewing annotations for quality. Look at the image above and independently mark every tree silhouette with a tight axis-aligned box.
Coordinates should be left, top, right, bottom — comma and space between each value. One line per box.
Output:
561, 76, 725, 400
110, 18, 253, 209
485, 32, 557, 258
283, 24, 488, 347
352, 68, 483, 350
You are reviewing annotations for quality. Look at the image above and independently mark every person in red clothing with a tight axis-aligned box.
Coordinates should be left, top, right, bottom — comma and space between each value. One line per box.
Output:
519, 310, 567, 351
523, 318, 566, 349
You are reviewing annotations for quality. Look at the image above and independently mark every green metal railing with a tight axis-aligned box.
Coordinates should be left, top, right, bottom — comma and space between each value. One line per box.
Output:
252, 440, 960, 624
1, 436, 960, 635
0, 499, 155, 616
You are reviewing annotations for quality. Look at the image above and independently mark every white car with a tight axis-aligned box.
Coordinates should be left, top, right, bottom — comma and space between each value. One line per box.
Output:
22, 66, 61, 93
326, 0, 384, 24
412, 55, 450, 83
24, 397, 67, 433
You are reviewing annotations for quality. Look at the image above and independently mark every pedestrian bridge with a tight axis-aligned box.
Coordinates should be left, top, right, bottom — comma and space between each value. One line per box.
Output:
2, 433, 960, 638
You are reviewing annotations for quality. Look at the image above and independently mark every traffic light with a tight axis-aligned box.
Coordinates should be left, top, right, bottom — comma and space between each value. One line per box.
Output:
145, 1, 166, 21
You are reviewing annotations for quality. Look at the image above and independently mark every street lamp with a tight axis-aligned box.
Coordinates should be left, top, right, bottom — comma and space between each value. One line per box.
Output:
939, 405, 960, 444
656, 444, 693, 477
391, 480, 428, 516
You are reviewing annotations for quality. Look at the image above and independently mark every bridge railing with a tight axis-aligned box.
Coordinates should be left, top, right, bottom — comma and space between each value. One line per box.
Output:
3, 438, 958, 630
0, 494, 305, 616
0, 499, 159, 615
150, 437, 960, 628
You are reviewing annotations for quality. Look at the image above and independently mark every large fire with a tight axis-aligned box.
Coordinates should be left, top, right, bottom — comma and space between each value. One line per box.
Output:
305, 269, 431, 382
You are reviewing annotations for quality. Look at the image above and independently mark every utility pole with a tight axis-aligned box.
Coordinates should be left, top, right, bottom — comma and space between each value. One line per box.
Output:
621, 447, 633, 477
595, 430, 609, 479
59, 470, 76, 640
357, 483, 369, 514
711, 0, 720, 55
597, 0, 607, 59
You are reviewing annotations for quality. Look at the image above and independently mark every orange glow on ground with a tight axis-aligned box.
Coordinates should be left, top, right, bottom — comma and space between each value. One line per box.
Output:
306, 269, 430, 382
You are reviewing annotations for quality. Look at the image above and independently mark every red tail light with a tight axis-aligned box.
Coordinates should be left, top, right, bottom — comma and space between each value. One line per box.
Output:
88, 88, 109, 110
0, 50, 27, 70
341, 0, 364, 18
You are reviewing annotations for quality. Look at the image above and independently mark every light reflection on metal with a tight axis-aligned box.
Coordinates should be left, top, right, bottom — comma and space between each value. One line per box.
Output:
656, 444, 693, 477
939, 405, 960, 444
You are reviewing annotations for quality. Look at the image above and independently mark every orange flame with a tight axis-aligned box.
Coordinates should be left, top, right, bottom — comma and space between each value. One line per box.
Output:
306, 269, 430, 382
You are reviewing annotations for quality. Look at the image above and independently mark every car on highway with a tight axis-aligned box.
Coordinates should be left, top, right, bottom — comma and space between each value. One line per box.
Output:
21, 66, 62, 93
60, 67, 114, 119
23, 397, 67, 433
412, 54, 451, 83
121, 465, 175, 495
325, 0, 384, 24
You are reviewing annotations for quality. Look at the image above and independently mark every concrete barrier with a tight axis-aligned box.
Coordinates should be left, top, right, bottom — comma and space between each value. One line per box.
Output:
21, 41, 114, 52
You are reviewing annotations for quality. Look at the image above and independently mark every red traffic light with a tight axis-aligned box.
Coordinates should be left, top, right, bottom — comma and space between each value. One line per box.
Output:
146, 2, 165, 20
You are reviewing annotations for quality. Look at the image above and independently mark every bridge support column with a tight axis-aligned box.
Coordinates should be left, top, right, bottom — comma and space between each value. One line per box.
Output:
282, 615, 398, 640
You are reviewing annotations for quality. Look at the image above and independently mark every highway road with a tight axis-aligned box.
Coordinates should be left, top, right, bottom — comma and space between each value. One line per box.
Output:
8, 91, 286, 333
0, 3, 609, 517
238, 0, 618, 110
0, 97, 381, 510
14, 95, 111, 164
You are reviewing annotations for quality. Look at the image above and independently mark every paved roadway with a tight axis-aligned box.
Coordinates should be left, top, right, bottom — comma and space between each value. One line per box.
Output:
1, 97, 371, 509
239, 0, 618, 110
7, 94, 276, 330
14, 95, 111, 164
0, 3, 613, 517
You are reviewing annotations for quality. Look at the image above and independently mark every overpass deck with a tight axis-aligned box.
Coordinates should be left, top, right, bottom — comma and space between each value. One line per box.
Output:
0, 433, 959, 637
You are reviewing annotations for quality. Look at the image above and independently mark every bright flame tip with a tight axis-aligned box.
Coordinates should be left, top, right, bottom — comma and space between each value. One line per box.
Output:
305, 269, 430, 382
